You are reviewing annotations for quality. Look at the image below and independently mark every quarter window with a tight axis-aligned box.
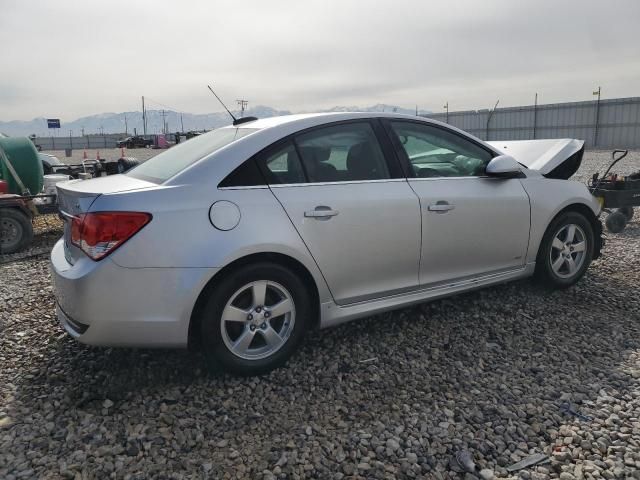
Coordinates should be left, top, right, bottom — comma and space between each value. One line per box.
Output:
295, 122, 390, 182
258, 141, 306, 184
390, 122, 493, 178
218, 158, 265, 188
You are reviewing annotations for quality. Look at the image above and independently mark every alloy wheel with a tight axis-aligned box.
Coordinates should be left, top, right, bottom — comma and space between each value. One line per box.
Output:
549, 223, 587, 279
220, 280, 296, 360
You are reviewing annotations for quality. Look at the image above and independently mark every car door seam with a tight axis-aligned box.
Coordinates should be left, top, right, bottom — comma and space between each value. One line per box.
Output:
518, 179, 534, 262
265, 185, 338, 302
405, 179, 424, 284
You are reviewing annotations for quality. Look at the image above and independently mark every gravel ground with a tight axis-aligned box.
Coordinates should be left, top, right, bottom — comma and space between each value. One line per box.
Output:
0, 215, 62, 265
1, 151, 639, 479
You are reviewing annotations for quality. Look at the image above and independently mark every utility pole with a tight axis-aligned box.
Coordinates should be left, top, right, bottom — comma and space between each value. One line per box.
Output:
124, 114, 128, 135
533, 93, 538, 139
160, 109, 167, 134
236, 99, 248, 117
180, 113, 184, 133
415, 105, 418, 116
142, 96, 147, 136
443, 101, 449, 124
593, 86, 601, 147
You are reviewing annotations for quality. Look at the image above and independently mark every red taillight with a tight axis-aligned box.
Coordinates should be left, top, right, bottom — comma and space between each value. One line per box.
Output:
70, 212, 151, 260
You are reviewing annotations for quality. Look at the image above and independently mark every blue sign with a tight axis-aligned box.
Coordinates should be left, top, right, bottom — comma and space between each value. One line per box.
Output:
47, 118, 61, 128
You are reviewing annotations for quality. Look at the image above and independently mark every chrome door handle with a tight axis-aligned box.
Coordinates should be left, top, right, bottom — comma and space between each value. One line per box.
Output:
304, 207, 339, 219
428, 202, 455, 213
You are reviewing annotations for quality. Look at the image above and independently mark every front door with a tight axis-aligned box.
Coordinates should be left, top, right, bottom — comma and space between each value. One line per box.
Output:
385, 120, 531, 286
260, 121, 422, 305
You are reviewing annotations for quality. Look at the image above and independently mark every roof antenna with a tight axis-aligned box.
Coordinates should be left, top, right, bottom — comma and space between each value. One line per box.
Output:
207, 85, 257, 126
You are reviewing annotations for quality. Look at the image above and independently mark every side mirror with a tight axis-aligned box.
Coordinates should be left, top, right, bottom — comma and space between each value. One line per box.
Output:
486, 155, 522, 178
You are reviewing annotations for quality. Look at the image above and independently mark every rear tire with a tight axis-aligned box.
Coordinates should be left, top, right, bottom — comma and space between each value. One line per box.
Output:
0, 208, 33, 254
200, 262, 311, 376
535, 211, 594, 289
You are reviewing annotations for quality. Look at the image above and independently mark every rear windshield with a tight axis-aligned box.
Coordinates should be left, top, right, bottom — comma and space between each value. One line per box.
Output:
127, 127, 258, 183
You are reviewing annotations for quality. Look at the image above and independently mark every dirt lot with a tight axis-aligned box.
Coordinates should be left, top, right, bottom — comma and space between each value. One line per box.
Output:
1, 151, 639, 479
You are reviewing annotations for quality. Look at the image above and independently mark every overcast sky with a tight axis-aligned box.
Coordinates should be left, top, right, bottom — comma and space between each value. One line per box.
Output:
2, 0, 640, 121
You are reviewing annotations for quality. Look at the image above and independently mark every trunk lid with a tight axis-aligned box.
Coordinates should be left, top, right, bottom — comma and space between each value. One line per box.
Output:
56, 175, 156, 264
488, 138, 585, 179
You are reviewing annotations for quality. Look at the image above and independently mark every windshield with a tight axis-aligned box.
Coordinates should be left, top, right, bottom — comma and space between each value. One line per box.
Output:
127, 127, 258, 183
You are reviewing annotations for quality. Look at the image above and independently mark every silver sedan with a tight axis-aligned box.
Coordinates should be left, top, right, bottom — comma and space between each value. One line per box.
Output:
51, 113, 602, 375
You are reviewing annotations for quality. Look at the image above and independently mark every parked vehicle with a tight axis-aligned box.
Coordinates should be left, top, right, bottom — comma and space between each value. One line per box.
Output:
116, 136, 153, 149
50, 113, 603, 375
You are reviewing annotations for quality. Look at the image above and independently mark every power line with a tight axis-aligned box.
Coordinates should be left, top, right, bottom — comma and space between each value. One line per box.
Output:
236, 99, 248, 117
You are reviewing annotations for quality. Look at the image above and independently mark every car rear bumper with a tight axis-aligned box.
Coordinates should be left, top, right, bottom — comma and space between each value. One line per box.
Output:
50, 239, 218, 348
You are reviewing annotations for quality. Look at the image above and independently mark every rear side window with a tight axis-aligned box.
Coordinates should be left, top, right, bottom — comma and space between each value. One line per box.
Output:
294, 122, 390, 182
128, 127, 257, 183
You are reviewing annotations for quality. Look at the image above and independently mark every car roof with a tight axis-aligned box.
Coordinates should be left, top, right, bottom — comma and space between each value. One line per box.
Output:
231, 111, 431, 130
228, 112, 494, 152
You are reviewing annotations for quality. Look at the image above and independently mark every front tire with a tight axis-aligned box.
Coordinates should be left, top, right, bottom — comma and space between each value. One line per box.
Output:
535, 211, 594, 289
200, 262, 311, 375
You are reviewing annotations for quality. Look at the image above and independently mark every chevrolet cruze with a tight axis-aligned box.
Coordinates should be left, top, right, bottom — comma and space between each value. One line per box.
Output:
51, 113, 602, 375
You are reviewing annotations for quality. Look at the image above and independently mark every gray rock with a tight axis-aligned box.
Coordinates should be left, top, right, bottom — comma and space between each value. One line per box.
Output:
479, 468, 494, 480
386, 438, 400, 451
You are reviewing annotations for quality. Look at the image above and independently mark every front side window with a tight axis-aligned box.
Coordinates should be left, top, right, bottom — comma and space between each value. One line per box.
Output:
390, 122, 493, 178
294, 122, 390, 182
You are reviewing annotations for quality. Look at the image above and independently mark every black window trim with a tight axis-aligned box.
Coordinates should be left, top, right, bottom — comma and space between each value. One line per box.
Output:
217, 156, 268, 189
379, 118, 498, 179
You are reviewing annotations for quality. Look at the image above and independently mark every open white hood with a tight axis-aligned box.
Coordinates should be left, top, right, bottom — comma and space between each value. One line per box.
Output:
488, 138, 585, 179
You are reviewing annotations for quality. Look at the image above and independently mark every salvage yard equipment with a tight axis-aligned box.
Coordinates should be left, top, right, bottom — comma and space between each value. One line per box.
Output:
589, 149, 639, 233
0, 134, 141, 254
42, 153, 140, 178
0, 135, 43, 195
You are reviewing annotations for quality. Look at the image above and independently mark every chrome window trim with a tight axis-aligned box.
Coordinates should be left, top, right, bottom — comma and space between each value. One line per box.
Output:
269, 178, 407, 188
408, 175, 501, 181
218, 178, 409, 190
218, 185, 270, 191
217, 176, 509, 189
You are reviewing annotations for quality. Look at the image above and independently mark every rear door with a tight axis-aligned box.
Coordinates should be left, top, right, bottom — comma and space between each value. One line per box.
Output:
261, 120, 421, 305
384, 120, 531, 287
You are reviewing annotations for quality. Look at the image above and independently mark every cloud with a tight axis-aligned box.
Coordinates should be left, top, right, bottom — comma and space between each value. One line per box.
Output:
1, 0, 639, 120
